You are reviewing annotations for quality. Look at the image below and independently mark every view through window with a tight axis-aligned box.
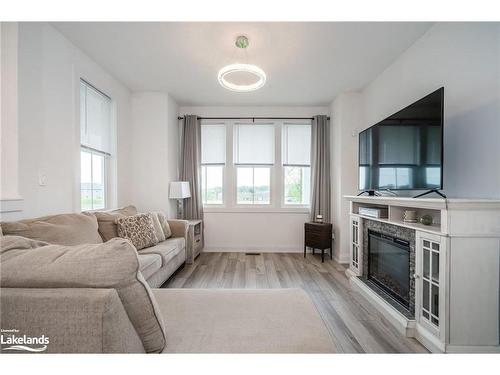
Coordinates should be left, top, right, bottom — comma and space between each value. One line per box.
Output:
80, 80, 112, 210
200, 120, 311, 208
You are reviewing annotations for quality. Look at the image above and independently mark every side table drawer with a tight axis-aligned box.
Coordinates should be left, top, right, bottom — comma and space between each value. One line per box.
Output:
305, 232, 330, 248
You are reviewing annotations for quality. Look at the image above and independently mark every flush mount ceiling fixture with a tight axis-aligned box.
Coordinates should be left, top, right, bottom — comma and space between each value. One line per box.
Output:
218, 35, 266, 92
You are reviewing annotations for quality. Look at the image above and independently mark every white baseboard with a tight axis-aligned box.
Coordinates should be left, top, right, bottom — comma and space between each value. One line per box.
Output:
334, 253, 350, 264
204, 245, 304, 253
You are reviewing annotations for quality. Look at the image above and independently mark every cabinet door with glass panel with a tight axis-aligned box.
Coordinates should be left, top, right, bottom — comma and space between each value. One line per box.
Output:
349, 215, 362, 276
415, 231, 447, 340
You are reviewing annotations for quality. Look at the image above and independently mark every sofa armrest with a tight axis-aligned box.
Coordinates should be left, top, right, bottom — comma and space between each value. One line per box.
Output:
0, 288, 145, 353
167, 219, 189, 240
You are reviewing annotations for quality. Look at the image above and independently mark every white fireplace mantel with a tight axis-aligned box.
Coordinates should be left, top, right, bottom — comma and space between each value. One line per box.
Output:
344, 195, 500, 353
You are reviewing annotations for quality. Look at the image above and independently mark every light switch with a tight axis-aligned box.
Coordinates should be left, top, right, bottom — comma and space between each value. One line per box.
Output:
38, 173, 47, 186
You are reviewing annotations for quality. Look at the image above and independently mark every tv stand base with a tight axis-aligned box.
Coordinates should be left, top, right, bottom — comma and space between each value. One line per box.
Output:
413, 189, 447, 199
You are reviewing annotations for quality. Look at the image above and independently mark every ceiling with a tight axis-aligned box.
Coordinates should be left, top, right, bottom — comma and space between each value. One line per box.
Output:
53, 22, 433, 106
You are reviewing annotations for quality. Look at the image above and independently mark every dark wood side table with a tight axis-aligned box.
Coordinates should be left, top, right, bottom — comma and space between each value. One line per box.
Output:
304, 222, 333, 263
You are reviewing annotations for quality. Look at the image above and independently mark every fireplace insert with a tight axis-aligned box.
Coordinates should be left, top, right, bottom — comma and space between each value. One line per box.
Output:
368, 230, 410, 309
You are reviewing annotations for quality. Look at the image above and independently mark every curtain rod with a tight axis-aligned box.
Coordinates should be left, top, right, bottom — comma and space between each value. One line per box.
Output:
177, 116, 329, 121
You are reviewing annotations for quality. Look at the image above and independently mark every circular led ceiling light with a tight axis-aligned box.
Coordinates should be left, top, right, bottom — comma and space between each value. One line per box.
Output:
218, 36, 266, 92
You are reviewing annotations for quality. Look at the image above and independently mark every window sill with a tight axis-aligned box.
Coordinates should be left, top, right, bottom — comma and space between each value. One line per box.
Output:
203, 206, 310, 214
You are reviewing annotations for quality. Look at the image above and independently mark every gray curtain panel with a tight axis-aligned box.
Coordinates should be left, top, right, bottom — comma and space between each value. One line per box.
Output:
310, 115, 331, 223
180, 115, 203, 220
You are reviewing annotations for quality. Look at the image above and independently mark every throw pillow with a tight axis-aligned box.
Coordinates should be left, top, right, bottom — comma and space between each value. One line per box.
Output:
155, 211, 172, 239
116, 213, 159, 250
93, 205, 138, 242
150, 213, 166, 242
0, 236, 167, 353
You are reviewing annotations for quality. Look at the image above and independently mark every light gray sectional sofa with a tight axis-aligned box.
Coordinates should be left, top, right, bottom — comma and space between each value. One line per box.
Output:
0, 207, 335, 353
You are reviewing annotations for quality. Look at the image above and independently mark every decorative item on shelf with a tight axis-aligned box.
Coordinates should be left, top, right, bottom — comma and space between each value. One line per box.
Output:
403, 210, 418, 223
420, 214, 434, 226
169, 181, 191, 219
315, 214, 323, 223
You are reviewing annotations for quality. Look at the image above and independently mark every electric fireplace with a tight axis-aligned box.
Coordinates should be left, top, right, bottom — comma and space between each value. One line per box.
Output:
368, 230, 410, 309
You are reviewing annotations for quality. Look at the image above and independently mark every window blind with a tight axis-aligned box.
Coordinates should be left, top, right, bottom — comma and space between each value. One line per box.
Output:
201, 124, 226, 164
80, 80, 112, 155
378, 125, 418, 165
282, 123, 311, 166
234, 124, 275, 165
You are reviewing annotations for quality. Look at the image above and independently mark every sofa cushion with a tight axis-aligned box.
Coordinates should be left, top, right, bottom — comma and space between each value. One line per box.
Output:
0, 235, 167, 353
150, 213, 166, 242
138, 253, 162, 280
0, 213, 102, 246
116, 213, 159, 250
93, 205, 137, 242
156, 212, 172, 239
0, 234, 49, 251
138, 237, 185, 266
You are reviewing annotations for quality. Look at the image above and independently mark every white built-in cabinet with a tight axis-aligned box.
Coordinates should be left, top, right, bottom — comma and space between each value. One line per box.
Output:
415, 231, 447, 346
344, 195, 500, 353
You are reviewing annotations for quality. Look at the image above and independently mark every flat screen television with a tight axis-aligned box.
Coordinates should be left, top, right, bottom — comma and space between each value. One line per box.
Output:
358, 87, 444, 192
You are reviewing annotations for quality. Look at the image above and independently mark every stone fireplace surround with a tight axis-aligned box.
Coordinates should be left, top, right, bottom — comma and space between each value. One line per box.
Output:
361, 219, 416, 318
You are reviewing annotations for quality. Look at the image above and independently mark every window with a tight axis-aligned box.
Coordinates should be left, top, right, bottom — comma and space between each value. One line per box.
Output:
282, 124, 311, 205
80, 149, 106, 210
234, 123, 274, 205
378, 167, 412, 189
425, 167, 441, 187
80, 80, 112, 210
237, 167, 271, 204
198, 120, 314, 210
201, 124, 225, 205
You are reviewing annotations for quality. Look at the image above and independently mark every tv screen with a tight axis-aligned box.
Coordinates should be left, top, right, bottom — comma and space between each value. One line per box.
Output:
359, 88, 443, 191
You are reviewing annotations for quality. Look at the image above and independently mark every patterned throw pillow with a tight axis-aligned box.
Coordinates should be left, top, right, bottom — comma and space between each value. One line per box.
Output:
116, 213, 159, 250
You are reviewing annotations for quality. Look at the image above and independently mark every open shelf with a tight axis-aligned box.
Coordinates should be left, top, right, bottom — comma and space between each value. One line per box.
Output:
350, 198, 444, 235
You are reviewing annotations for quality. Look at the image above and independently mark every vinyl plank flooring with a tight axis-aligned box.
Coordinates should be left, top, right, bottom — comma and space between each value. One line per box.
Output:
164, 252, 428, 354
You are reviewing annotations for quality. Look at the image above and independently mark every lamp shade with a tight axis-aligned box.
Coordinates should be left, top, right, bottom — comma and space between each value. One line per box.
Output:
169, 181, 191, 199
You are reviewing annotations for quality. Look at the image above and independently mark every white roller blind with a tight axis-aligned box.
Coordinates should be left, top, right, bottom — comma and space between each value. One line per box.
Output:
80, 80, 112, 154
201, 124, 226, 164
234, 124, 275, 165
378, 125, 418, 165
282, 124, 311, 166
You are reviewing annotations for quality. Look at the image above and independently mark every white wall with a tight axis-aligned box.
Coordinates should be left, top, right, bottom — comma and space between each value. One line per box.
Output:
129, 92, 179, 218
330, 93, 362, 263
0, 23, 22, 214
179, 105, 328, 252
2, 22, 132, 220
362, 22, 500, 199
